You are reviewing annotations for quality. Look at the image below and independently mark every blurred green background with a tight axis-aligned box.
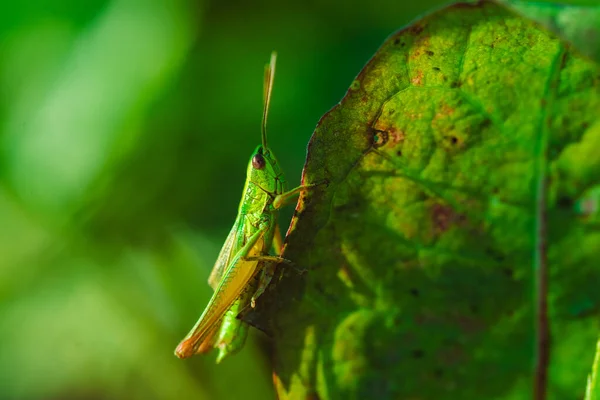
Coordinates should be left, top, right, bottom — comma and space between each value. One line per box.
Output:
5, 0, 592, 399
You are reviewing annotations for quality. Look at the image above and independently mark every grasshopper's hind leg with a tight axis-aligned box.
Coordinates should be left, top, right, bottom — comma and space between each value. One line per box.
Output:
215, 296, 251, 363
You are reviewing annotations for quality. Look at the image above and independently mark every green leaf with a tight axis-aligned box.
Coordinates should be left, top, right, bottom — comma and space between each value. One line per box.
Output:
251, 1, 600, 398
501, 0, 600, 63
586, 337, 600, 400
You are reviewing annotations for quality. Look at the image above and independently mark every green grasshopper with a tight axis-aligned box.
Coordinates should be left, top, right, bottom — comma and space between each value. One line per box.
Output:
175, 52, 320, 362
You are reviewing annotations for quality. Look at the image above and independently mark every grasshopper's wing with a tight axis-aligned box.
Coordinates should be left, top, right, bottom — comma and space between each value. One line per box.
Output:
193, 321, 221, 354
181, 218, 240, 356
175, 260, 261, 358
208, 216, 242, 289
175, 224, 267, 358
198, 291, 252, 360
199, 218, 242, 354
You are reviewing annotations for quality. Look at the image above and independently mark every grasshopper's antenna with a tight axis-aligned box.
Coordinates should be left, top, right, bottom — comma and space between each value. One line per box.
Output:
262, 51, 277, 150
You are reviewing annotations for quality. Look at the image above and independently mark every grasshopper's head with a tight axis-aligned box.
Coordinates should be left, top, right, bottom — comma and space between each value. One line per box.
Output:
247, 144, 284, 194
245, 52, 285, 195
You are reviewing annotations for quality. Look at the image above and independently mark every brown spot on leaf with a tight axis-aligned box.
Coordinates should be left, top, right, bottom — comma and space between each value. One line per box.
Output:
411, 70, 424, 86
370, 128, 388, 148
412, 349, 425, 358
502, 268, 514, 278
439, 103, 456, 116
431, 203, 464, 234
483, 247, 505, 263
411, 24, 424, 35
389, 128, 405, 145
456, 314, 485, 334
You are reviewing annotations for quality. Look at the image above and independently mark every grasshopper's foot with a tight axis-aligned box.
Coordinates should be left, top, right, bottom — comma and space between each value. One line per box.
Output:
316, 178, 330, 188
251, 262, 277, 308
292, 265, 308, 275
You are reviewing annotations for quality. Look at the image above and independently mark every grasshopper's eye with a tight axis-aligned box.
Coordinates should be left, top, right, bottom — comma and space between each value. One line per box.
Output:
252, 154, 266, 170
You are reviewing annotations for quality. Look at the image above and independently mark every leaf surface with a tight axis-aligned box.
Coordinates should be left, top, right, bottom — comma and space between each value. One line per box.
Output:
251, 1, 600, 398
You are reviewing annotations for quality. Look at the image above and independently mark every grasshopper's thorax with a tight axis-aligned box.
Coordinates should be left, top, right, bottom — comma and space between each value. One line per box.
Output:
238, 145, 285, 217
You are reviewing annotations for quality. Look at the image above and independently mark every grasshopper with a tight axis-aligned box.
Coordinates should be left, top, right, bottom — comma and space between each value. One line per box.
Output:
175, 52, 320, 362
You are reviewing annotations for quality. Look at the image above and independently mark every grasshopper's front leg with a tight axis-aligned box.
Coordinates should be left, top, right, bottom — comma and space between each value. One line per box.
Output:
249, 183, 326, 307
272, 181, 326, 209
